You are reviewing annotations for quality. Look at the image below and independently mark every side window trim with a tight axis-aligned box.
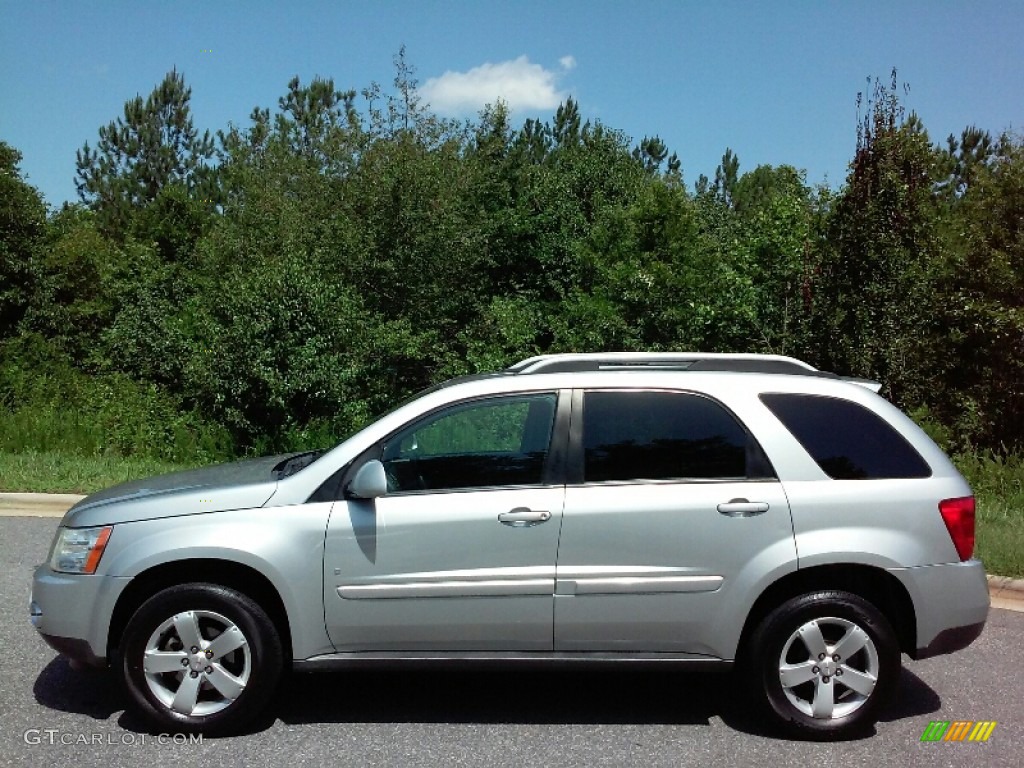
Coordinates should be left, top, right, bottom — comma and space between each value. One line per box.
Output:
567, 387, 585, 485
542, 388, 572, 487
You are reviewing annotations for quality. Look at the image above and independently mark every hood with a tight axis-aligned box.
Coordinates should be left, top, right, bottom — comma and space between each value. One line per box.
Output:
63, 454, 299, 528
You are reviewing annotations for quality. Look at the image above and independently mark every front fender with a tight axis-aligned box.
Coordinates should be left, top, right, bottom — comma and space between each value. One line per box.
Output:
100, 503, 334, 660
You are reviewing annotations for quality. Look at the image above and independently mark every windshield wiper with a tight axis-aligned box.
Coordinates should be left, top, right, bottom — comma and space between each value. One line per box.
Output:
273, 449, 326, 479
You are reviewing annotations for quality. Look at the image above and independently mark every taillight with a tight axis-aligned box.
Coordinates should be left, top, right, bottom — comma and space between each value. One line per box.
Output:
938, 496, 976, 561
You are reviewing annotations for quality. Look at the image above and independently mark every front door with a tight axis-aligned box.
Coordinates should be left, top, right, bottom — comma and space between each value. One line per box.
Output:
324, 391, 566, 651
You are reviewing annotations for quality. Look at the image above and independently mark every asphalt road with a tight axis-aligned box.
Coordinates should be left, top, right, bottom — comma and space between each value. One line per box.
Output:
1, 516, 1020, 768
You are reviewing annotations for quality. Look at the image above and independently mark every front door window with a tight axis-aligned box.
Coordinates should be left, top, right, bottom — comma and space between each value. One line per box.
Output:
382, 393, 557, 492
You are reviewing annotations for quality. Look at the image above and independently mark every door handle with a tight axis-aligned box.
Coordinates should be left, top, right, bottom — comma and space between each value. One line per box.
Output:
498, 508, 552, 527
717, 499, 769, 517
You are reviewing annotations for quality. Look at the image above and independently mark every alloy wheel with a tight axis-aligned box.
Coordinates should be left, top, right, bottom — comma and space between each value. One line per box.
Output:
142, 609, 251, 717
777, 616, 880, 719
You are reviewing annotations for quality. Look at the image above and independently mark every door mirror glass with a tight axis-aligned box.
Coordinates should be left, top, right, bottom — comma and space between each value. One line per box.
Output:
347, 459, 388, 499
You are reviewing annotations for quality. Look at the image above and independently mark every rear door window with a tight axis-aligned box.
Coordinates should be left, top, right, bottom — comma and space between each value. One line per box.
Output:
581, 390, 772, 482
760, 393, 931, 479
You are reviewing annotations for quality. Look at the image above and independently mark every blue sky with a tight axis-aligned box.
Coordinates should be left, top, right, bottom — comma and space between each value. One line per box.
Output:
2, 0, 1022, 209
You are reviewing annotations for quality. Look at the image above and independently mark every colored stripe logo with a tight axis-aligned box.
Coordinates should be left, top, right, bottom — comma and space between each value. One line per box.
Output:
920, 721, 996, 742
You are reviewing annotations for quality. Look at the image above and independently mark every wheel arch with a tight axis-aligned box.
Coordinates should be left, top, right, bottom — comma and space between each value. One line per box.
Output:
737, 564, 917, 661
107, 559, 293, 663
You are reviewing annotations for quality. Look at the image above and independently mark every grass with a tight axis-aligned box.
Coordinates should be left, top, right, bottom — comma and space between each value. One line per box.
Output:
0, 450, 200, 495
0, 446, 1020, 578
0, 372, 235, 466
953, 452, 1024, 579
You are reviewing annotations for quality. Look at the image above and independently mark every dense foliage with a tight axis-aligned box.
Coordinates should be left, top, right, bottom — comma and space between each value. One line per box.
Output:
1, 65, 1022, 460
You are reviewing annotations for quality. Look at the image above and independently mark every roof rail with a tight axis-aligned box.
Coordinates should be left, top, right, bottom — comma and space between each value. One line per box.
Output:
508, 352, 825, 376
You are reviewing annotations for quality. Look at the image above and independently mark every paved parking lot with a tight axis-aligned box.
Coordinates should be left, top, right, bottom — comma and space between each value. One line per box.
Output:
2, 516, 1021, 767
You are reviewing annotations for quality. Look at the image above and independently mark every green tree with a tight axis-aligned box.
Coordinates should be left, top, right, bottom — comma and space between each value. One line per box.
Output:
0, 142, 46, 339
811, 73, 944, 406
939, 125, 995, 198
714, 148, 740, 206
511, 118, 551, 165
552, 97, 582, 148
632, 135, 669, 173
25, 206, 125, 364
275, 76, 357, 161
75, 68, 215, 237
735, 165, 819, 353
935, 133, 1024, 447
14, 51, 1024, 460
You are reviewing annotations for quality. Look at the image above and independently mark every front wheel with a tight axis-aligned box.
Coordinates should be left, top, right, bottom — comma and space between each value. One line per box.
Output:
118, 583, 283, 734
747, 590, 900, 740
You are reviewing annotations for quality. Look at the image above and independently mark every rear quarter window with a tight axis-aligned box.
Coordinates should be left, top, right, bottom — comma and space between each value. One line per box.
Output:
760, 393, 931, 480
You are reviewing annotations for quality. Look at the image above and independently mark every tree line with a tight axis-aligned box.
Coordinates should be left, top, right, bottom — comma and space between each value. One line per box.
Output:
1, 61, 1021, 461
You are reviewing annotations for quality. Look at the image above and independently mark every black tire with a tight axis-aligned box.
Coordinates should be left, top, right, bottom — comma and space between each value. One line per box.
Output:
746, 590, 900, 740
117, 583, 283, 734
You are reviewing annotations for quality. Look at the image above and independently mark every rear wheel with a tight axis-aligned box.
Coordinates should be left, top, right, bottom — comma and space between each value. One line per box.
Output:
747, 590, 900, 740
118, 583, 283, 734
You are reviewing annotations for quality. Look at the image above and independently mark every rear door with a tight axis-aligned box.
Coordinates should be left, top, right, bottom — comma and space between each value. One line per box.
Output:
554, 388, 796, 656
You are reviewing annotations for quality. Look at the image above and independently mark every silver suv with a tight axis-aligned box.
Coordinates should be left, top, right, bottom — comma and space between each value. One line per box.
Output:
30, 353, 990, 739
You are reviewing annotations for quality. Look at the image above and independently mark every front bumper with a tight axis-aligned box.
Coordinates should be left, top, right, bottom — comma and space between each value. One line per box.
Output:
30, 563, 132, 667
37, 633, 107, 668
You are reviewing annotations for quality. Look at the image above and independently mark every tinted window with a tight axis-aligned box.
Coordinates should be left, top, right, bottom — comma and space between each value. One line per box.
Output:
382, 394, 556, 492
583, 391, 753, 482
760, 393, 931, 480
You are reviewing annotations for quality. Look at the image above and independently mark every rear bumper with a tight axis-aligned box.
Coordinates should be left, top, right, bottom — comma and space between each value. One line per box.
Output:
888, 559, 989, 660
914, 619, 986, 660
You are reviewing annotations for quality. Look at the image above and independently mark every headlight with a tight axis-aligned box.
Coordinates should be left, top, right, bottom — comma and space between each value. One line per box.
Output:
49, 526, 113, 574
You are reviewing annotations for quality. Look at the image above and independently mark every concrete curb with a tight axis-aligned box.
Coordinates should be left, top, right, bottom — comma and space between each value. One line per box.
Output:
986, 574, 1024, 595
986, 574, 1024, 613
2, 492, 1023, 612
0, 492, 85, 517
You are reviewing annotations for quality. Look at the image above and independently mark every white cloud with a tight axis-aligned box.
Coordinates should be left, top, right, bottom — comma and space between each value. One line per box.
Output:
421, 55, 573, 115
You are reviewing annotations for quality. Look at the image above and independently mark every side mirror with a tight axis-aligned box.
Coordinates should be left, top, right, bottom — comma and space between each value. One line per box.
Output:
347, 460, 387, 499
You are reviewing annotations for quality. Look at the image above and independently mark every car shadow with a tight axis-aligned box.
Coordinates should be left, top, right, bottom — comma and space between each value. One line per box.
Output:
879, 667, 943, 721
33, 657, 942, 739
276, 662, 942, 736
276, 665, 730, 727
718, 666, 943, 740
33, 655, 179, 734
33, 656, 124, 720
